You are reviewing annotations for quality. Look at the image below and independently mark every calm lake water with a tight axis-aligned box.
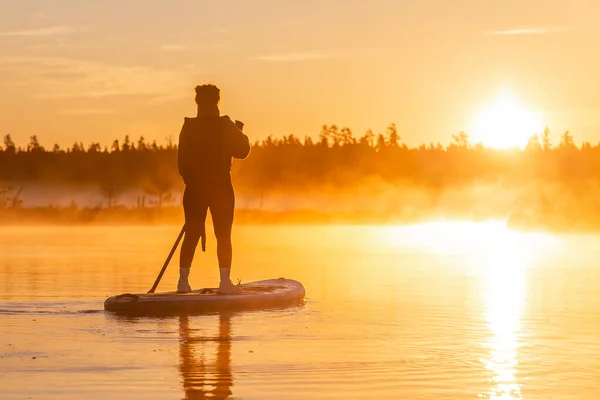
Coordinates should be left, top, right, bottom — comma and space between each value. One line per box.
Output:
1, 222, 599, 399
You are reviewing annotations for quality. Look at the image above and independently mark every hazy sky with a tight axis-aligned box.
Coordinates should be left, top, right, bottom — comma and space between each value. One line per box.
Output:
1, 0, 600, 148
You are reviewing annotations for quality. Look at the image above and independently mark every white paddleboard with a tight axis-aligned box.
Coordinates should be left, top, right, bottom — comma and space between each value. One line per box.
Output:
104, 278, 305, 314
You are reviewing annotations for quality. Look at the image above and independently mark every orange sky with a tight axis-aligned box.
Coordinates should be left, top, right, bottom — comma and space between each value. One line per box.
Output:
1, 0, 600, 148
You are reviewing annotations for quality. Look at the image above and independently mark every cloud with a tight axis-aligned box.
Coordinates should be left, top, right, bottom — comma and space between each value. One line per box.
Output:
0, 56, 191, 99
0, 25, 83, 37
252, 51, 337, 62
484, 27, 570, 36
160, 44, 189, 51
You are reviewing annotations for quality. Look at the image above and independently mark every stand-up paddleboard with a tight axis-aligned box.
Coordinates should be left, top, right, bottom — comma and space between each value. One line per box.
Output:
104, 278, 305, 315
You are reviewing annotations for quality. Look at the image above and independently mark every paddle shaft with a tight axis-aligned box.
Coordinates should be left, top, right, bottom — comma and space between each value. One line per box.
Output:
148, 225, 186, 293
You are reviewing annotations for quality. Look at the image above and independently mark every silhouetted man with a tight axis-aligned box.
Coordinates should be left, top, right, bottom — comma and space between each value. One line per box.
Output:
177, 84, 250, 294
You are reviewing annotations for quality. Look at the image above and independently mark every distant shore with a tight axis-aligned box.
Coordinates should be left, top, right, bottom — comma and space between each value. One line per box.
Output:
2, 206, 600, 234
0, 206, 425, 226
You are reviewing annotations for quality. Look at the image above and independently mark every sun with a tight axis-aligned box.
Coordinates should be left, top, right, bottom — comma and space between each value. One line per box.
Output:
468, 92, 544, 149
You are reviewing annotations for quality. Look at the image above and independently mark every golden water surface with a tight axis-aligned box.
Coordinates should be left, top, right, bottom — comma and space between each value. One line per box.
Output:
1, 222, 599, 399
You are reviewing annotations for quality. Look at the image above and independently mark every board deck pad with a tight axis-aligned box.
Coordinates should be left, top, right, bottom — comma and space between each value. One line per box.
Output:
104, 278, 305, 315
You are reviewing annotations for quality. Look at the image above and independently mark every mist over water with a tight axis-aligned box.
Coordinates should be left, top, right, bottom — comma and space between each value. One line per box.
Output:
4, 128, 600, 231
1, 223, 600, 399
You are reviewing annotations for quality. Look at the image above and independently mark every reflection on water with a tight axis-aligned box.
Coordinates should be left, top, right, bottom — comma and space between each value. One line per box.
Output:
481, 227, 531, 399
387, 221, 554, 399
179, 314, 234, 400
3, 223, 600, 399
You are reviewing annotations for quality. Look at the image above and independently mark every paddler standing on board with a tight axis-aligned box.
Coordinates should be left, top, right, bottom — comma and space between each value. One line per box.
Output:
176, 84, 250, 294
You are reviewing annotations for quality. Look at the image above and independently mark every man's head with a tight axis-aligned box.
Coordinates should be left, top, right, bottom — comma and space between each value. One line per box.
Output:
194, 84, 220, 108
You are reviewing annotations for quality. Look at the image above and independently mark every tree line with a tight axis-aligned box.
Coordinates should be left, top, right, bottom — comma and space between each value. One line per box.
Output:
0, 124, 597, 207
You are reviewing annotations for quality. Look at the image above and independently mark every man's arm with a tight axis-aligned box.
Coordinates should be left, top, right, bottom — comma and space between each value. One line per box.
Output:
177, 118, 192, 184
223, 117, 250, 159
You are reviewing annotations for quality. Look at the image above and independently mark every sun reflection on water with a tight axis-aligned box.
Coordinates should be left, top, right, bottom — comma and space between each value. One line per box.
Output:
383, 220, 558, 399
481, 230, 528, 399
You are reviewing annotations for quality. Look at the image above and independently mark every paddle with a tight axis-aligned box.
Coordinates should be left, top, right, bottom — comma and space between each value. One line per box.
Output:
148, 225, 186, 293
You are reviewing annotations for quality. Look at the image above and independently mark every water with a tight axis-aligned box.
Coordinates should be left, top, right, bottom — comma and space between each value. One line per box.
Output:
1, 222, 599, 399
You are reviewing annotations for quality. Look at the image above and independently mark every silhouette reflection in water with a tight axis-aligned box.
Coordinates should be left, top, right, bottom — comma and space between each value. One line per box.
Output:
179, 313, 234, 400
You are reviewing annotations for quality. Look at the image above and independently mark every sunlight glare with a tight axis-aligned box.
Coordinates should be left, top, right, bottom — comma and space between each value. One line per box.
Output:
481, 231, 527, 400
383, 220, 530, 256
382, 220, 560, 399
468, 92, 544, 149
475, 223, 556, 399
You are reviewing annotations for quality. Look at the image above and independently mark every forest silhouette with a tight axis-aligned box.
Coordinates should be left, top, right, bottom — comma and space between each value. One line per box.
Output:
1, 124, 598, 230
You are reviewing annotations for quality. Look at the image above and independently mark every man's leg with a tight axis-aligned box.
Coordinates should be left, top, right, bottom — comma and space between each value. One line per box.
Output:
210, 187, 241, 294
178, 188, 208, 292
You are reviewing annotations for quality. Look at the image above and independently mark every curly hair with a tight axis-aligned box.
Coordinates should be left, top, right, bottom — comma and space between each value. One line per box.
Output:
194, 84, 220, 106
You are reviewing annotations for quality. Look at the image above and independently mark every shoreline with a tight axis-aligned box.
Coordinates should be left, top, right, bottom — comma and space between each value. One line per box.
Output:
0, 207, 428, 226
2, 207, 600, 234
